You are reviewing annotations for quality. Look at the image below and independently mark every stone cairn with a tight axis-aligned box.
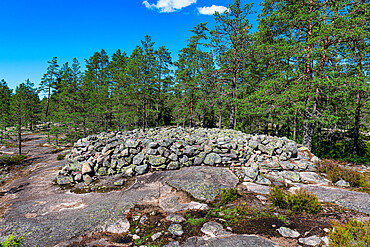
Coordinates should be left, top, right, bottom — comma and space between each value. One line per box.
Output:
56, 127, 320, 186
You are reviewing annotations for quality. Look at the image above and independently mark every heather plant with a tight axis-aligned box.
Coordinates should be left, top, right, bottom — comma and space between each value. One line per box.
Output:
316, 160, 370, 187
218, 188, 240, 206
329, 219, 370, 247
270, 186, 321, 214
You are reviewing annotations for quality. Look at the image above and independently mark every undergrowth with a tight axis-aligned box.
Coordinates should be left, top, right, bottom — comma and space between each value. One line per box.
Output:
0, 155, 27, 167
218, 188, 240, 206
269, 186, 321, 214
0, 234, 25, 247
329, 219, 370, 247
316, 160, 369, 187
57, 154, 66, 160
185, 214, 206, 226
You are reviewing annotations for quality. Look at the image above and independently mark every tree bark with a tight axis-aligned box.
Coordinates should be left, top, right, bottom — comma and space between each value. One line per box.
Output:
353, 90, 361, 155
219, 110, 222, 129
18, 118, 22, 155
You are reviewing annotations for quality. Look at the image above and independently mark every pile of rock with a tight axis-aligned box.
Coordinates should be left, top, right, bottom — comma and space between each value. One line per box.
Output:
55, 127, 319, 185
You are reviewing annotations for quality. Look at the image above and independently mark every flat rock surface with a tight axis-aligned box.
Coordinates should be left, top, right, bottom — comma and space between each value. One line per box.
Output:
0, 135, 237, 246
166, 166, 239, 201
293, 184, 370, 214
165, 234, 278, 247
241, 182, 271, 195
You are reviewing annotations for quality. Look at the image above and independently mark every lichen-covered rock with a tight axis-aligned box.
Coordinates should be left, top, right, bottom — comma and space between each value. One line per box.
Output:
135, 164, 148, 175
133, 153, 145, 165
201, 221, 228, 237
255, 175, 271, 185
204, 153, 221, 165
56, 175, 74, 185
243, 164, 259, 181
83, 174, 92, 184
168, 224, 183, 236
166, 214, 186, 223
147, 155, 167, 167
282, 171, 301, 183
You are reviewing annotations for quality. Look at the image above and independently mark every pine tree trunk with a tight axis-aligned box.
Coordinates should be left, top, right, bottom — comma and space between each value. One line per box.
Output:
190, 98, 193, 128
219, 110, 222, 129
156, 62, 161, 128
293, 108, 297, 141
353, 90, 361, 155
302, 88, 319, 151
83, 119, 86, 137
229, 75, 236, 129
18, 118, 22, 155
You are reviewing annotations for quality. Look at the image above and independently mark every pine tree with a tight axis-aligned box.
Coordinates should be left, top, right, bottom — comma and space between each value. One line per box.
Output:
40, 57, 59, 124
12, 80, 39, 154
109, 49, 129, 131
254, 0, 370, 151
210, 0, 254, 129
84, 49, 111, 132
154, 46, 172, 127
175, 23, 210, 127
0, 80, 12, 143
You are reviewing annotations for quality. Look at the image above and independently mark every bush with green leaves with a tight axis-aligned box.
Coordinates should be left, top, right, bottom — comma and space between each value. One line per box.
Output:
218, 188, 240, 206
316, 160, 369, 187
269, 186, 321, 214
0, 234, 25, 247
329, 219, 370, 247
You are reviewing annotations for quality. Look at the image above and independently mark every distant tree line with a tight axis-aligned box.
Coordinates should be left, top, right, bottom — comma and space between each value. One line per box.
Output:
1, 0, 369, 161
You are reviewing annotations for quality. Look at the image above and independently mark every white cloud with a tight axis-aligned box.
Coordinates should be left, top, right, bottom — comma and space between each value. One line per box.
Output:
143, 0, 197, 13
198, 5, 228, 15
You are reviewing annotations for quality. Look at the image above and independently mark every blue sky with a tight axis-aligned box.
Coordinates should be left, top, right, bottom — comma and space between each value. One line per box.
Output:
0, 0, 262, 90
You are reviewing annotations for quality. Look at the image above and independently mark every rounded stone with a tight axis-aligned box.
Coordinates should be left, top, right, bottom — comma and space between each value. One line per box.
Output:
204, 153, 222, 166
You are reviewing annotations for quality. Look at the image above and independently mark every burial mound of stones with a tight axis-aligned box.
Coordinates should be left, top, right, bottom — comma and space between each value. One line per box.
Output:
56, 127, 320, 186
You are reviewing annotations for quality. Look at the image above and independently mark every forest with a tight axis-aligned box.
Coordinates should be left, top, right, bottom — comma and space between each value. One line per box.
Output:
0, 0, 369, 163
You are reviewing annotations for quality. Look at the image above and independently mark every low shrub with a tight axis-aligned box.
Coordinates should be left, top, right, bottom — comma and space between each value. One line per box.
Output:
329, 219, 370, 247
0, 234, 25, 247
0, 155, 27, 166
185, 216, 206, 226
218, 188, 240, 206
316, 160, 369, 187
270, 186, 321, 214
57, 154, 66, 160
